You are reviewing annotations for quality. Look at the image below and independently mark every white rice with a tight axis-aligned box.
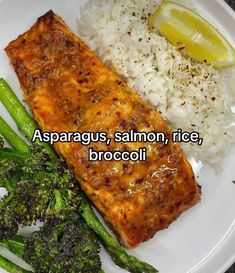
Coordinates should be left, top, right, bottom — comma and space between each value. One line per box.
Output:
78, 0, 235, 166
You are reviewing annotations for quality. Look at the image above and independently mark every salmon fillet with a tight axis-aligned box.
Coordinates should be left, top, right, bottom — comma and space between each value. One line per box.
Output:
5, 11, 201, 248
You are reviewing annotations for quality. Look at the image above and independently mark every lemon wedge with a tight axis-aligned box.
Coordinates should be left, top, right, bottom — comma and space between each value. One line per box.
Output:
149, 1, 235, 68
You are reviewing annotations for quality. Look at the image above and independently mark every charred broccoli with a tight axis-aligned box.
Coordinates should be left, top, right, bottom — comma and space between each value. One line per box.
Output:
0, 144, 81, 240
0, 136, 4, 148
0, 218, 102, 273
0, 221, 18, 242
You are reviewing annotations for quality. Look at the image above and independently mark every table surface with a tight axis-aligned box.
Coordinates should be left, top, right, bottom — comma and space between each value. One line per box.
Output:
224, 1, 235, 271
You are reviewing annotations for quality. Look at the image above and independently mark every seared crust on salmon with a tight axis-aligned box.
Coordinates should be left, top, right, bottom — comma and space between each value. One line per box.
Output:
5, 11, 200, 248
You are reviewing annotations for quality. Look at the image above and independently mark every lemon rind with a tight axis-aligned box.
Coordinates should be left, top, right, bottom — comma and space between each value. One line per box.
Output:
150, 1, 235, 69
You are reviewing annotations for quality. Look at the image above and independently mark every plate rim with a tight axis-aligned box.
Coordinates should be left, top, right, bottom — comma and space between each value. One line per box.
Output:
0, 0, 234, 273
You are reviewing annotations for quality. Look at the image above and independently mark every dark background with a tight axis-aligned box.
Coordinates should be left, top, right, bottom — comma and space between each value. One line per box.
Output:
226, 0, 235, 10
223, 0, 234, 270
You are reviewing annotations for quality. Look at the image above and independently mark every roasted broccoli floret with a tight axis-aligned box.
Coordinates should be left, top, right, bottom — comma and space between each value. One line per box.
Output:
0, 136, 4, 148
0, 158, 20, 240
25, 218, 101, 273
0, 145, 81, 240
0, 218, 102, 273
0, 222, 18, 242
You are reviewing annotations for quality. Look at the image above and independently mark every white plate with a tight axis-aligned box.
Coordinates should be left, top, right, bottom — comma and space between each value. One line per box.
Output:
0, 0, 235, 273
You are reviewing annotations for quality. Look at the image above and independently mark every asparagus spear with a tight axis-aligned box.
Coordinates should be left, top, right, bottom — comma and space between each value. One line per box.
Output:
0, 236, 25, 259
0, 117, 29, 154
0, 148, 27, 163
0, 254, 31, 273
80, 192, 158, 273
0, 78, 158, 273
0, 78, 56, 161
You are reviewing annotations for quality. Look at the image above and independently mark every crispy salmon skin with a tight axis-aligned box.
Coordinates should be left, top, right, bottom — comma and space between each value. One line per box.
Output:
5, 11, 200, 248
